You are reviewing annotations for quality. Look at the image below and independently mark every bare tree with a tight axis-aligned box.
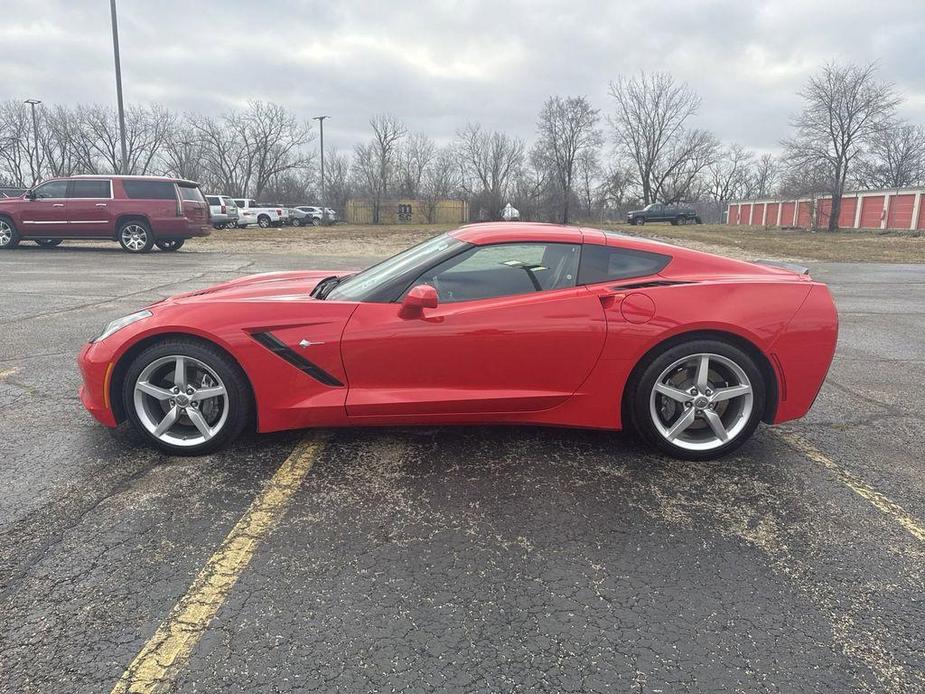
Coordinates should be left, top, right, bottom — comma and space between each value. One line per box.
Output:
79, 103, 173, 174
352, 114, 406, 223
395, 132, 435, 199
574, 148, 601, 219
420, 146, 462, 223
161, 117, 208, 183
705, 144, 753, 222
782, 61, 900, 230
609, 71, 716, 205
751, 153, 778, 198
532, 96, 602, 223
324, 149, 352, 218
457, 122, 525, 220
854, 121, 925, 190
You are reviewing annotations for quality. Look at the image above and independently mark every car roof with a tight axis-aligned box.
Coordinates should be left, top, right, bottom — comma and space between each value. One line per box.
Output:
70, 174, 200, 186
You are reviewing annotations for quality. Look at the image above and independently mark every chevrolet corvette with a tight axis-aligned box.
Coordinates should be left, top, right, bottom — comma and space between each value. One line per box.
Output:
78, 223, 838, 460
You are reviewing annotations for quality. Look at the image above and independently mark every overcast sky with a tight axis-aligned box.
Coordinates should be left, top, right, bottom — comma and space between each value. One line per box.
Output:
2, 0, 923, 155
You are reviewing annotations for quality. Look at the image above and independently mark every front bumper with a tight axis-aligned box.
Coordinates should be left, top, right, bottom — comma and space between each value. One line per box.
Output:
78, 342, 118, 427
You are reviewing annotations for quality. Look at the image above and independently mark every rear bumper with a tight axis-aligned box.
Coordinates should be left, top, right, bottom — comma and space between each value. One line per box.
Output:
77, 342, 118, 427
152, 217, 212, 239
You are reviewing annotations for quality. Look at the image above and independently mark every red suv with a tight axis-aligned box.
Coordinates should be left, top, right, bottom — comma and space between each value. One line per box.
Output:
0, 175, 211, 253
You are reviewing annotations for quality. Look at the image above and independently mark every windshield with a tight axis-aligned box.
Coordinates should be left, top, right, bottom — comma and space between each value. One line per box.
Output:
327, 233, 466, 302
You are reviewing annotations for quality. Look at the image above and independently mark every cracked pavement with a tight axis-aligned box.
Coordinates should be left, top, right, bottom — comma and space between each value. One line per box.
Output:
0, 243, 923, 692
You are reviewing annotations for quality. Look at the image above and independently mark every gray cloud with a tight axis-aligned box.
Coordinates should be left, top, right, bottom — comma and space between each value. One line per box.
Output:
1, 0, 923, 153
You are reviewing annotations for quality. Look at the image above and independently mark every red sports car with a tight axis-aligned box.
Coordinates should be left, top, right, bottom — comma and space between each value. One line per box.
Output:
78, 224, 838, 460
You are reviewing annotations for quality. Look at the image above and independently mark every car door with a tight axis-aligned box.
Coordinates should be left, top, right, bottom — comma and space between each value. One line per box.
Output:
340, 240, 607, 417
20, 180, 69, 235
65, 179, 113, 237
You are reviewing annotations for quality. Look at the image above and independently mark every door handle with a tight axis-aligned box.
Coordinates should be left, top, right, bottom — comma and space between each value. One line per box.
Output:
587, 287, 625, 309
95, 203, 107, 207
53, 203, 64, 208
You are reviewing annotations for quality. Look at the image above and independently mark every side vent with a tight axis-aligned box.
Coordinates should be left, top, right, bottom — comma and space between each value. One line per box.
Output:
250, 331, 344, 387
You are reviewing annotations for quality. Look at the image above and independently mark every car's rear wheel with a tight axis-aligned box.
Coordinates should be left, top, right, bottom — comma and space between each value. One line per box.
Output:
123, 339, 252, 455
310, 217, 320, 226
35, 239, 63, 247
156, 238, 185, 252
0, 218, 20, 249
257, 215, 271, 228
630, 339, 765, 460
118, 220, 154, 253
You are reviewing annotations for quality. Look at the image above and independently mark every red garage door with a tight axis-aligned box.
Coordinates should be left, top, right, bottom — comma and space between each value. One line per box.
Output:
765, 202, 779, 226
838, 197, 858, 228
797, 201, 812, 228
780, 201, 796, 226
817, 199, 832, 229
739, 203, 752, 225
918, 197, 925, 230
727, 204, 738, 225
859, 196, 885, 228
887, 194, 915, 229
752, 203, 766, 225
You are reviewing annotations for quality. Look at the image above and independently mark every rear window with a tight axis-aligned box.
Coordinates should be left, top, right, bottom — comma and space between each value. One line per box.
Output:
205, 196, 220, 205
178, 185, 205, 203
578, 245, 671, 284
123, 180, 177, 200
68, 180, 110, 198
234, 199, 246, 207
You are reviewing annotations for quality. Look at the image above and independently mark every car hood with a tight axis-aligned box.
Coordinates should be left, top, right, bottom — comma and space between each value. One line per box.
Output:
165, 271, 352, 305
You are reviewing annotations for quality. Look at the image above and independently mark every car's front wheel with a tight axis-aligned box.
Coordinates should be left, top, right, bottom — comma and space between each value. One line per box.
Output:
630, 339, 765, 460
123, 339, 252, 455
0, 217, 20, 249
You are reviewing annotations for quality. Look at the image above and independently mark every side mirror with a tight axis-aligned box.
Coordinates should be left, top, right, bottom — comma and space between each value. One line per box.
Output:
25, 190, 36, 200
400, 284, 438, 318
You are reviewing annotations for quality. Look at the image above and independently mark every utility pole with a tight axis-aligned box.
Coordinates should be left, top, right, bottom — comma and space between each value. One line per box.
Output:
110, 0, 129, 174
313, 115, 329, 224
24, 99, 42, 184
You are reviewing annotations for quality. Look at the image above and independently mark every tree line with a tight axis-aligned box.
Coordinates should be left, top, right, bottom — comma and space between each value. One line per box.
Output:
2, 60, 922, 228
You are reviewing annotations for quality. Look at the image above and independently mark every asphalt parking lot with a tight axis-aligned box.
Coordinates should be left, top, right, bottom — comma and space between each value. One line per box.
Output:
1, 242, 924, 693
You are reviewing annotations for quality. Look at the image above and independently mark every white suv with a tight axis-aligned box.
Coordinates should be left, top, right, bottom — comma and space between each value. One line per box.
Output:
205, 195, 239, 229
295, 205, 337, 225
233, 199, 289, 228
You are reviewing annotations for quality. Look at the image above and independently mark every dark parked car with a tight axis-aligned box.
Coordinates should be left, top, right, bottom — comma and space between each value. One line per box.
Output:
627, 203, 701, 226
0, 175, 211, 253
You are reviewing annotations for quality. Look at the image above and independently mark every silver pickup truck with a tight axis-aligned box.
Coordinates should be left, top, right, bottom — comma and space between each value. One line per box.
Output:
232, 199, 290, 228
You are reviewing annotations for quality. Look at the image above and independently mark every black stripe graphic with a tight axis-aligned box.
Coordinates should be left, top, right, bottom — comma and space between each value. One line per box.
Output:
250, 331, 344, 387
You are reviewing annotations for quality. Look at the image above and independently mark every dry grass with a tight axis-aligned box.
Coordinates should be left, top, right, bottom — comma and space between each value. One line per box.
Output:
195, 221, 925, 264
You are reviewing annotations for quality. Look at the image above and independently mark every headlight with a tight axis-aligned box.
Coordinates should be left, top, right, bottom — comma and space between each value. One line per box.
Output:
92, 310, 152, 343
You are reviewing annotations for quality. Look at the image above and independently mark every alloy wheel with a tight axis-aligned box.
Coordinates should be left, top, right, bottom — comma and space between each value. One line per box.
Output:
0, 220, 12, 247
133, 355, 229, 448
121, 224, 148, 251
648, 352, 754, 452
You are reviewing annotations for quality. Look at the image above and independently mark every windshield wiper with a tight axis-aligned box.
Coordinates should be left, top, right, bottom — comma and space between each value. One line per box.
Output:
311, 274, 355, 300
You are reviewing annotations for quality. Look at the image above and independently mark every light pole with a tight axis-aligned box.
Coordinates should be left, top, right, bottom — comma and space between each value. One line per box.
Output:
109, 0, 129, 174
24, 99, 42, 184
313, 115, 329, 224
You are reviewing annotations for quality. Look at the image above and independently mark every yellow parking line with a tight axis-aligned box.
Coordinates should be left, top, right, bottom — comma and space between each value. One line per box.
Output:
776, 429, 925, 543
0, 367, 18, 381
111, 434, 327, 694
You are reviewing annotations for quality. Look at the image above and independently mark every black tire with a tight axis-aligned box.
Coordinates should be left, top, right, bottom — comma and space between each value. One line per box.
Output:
118, 219, 154, 253
291, 218, 302, 227
671, 217, 680, 226
35, 239, 63, 247
310, 217, 321, 227
628, 338, 766, 461
0, 216, 20, 249
695, 216, 703, 224
122, 338, 252, 456
257, 215, 271, 228
156, 238, 185, 252
637, 217, 645, 226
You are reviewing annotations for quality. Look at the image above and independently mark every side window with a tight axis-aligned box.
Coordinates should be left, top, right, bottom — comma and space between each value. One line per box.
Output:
234, 200, 245, 207
68, 180, 110, 198
32, 181, 68, 199
412, 242, 580, 303
122, 180, 177, 199
578, 244, 671, 285
178, 185, 205, 202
